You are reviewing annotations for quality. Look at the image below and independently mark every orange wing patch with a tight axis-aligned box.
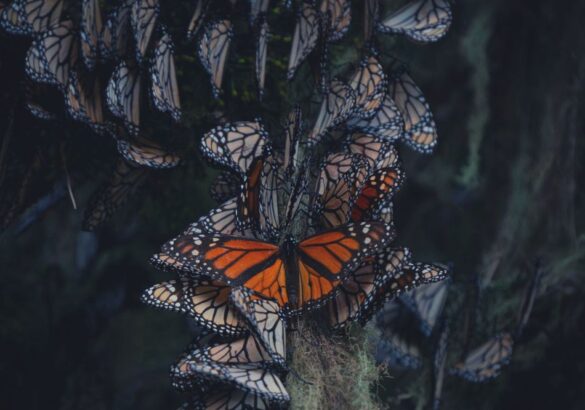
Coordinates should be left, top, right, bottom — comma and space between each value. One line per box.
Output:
203, 239, 279, 280
243, 258, 288, 306
298, 261, 339, 306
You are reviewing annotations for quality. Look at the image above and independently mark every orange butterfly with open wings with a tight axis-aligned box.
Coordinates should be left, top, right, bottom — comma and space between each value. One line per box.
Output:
152, 221, 394, 315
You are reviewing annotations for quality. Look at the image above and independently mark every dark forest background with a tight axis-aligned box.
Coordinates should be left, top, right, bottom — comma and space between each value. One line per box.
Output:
1, 0, 585, 409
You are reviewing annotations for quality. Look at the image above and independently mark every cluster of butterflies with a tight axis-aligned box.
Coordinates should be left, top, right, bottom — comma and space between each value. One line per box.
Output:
375, 262, 543, 410
0, 0, 452, 232
140, 43, 455, 406
0, 0, 187, 230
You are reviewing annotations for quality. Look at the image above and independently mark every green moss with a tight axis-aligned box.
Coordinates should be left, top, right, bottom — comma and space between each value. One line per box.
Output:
287, 322, 385, 410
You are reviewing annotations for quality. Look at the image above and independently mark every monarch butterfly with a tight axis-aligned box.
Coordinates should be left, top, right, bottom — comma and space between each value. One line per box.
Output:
25, 20, 79, 90
400, 272, 450, 336
388, 66, 438, 153
349, 54, 387, 119
201, 121, 271, 176
230, 287, 287, 367
353, 256, 450, 328
154, 221, 394, 315
308, 79, 356, 145
141, 279, 187, 313
82, 159, 148, 231
432, 325, 449, 410
282, 106, 303, 174
328, 247, 411, 329
100, 0, 133, 61
377, 333, 422, 369
345, 133, 399, 171
106, 59, 141, 135
189, 330, 276, 368
449, 333, 514, 383
250, 0, 270, 25
364, 0, 379, 40
259, 158, 285, 238
186, 0, 209, 40
80, 0, 103, 70
210, 171, 241, 204
313, 153, 368, 228
198, 19, 233, 98
255, 16, 269, 100
183, 197, 244, 237
0, 0, 64, 36
287, 2, 319, 80
180, 386, 275, 409
186, 362, 290, 405
65, 70, 106, 132
350, 166, 404, 223
347, 94, 404, 140
378, 0, 452, 43
142, 276, 247, 335
319, 0, 351, 42
171, 332, 234, 392
116, 135, 181, 169
150, 29, 181, 122
131, 0, 159, 63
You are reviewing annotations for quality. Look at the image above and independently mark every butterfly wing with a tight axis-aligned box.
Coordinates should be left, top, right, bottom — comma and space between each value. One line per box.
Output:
296, 221, 394, 310
230, 287, 287, 367
328, 247, 410, 329
388, 66, 438, 153
345, 133, 399, 171
65, 70, 107, 133
400, 274, 449, 336
349, 54, 387, 119
347, 94, 404, 140
181, 386, 273, 409
377, 332, 422, 369
186, 363, 290, 405
378, 0, 452, 43
319, 0, 351, 42
80, 0, 103, 70
313, 153, 369, 228
106, 60, 141, 135
150, 29, 182, 121
131, 0, 159, 63
287, 2, 319, 80
155, 233, 288, 307
117, 135, 181, 169
141, 279, 187, 313
186, 0, 209, 40
201, 121, 271, 176
449, 333, 514, 382
100, 0, 133, 60
351, 166, 404, 223
25, 20, 79, 89
308, 79, 357, 145
198, 19, 233, 98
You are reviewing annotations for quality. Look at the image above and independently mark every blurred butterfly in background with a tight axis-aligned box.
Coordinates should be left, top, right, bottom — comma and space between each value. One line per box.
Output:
377, 0, 453, 43
449, 333, 514, 383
